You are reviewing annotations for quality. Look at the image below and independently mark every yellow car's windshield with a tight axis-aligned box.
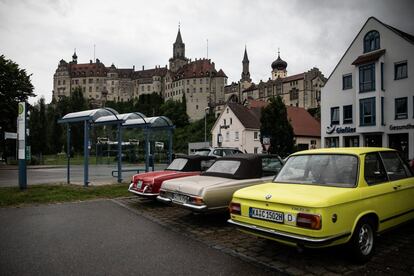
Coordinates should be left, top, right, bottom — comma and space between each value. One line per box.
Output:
274, 154, 358, 187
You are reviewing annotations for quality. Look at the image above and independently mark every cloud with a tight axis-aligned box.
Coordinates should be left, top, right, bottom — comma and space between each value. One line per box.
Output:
1, 0, 413, 104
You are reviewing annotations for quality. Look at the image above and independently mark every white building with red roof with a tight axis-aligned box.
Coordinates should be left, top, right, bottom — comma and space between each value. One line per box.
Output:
211, 100, 321, 154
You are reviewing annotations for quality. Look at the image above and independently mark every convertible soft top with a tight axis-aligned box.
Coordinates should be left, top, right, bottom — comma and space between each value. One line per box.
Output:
169, 155, 216, 172
201, 154, 280, 179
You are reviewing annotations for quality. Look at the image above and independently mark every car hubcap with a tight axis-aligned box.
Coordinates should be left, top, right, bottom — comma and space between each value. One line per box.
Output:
358, 224, 373, 255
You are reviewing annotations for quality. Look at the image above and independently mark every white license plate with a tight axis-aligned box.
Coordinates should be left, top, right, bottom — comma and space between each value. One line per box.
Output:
136, 180, 143, 190
249, 208, 284, 223
172, 193, 189, 204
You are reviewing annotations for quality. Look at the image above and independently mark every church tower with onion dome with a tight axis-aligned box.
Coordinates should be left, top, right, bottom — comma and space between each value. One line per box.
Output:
271, 50, 288, 80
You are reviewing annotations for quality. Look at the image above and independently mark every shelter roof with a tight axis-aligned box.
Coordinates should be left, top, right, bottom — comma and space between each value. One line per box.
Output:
59, 108, 118, 123
94, 112, 146, 125
122, 116, 173, 128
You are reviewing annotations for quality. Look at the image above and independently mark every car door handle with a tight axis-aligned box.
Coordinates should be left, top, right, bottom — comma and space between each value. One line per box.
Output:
393, 185, 402, 190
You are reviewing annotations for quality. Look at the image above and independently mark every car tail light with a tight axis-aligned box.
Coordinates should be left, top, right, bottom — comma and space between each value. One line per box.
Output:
229, 202, 241, 215
189, 196, 204, 206
296, 213, 322, 230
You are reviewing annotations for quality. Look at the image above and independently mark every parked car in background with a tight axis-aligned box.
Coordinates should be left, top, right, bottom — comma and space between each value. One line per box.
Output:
128, 155, 216, 198
193, 147, 243, 157
157, 154, 284, 213
228, 148, 414, 263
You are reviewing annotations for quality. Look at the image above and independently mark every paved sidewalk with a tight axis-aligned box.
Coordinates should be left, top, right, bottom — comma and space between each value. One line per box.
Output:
116, 197, 414, 276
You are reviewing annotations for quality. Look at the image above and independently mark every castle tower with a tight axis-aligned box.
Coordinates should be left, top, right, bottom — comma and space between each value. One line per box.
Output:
241, 46, 251, 82
271, 50, 287, 80
72, 49, 78, 64
169, 26, 188, 72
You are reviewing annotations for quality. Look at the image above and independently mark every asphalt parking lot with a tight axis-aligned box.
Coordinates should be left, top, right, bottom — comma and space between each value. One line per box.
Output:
1, 197, 413, 275
116, 197, 414, 276
0, 199, 274, 276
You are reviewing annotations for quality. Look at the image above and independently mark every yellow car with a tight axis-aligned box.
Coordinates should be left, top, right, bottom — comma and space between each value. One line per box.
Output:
228, 147, 414, 262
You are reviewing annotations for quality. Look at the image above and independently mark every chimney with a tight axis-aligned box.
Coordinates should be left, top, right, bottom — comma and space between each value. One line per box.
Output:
133, 65, 135, 70
90, 60, 93, 64
142, 65, 144, 70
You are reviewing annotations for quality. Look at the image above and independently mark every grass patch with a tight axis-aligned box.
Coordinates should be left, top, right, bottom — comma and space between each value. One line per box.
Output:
0, 183, 131, 207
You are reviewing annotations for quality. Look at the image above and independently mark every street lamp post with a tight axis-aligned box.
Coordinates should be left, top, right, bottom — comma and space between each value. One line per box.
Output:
204, 107, 209, 142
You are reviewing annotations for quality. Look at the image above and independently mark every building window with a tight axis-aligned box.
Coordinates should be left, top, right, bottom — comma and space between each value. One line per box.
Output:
225, 131, 230, 141
58, 80, 61, 85
230, 118, 232, 125
342, 74, 352, 90
359, 63, 375, 92
343, 105, 353, 124
200, 87, 203, 93
394, 61, 408, 80
395, 97, 408, 119
254, 131, 259, 140
89, 78, 93, 84
359, 97, 376, 126
381, 62, 384, 91
325, 137, 339, 148
289, 88, 299, 100
254, 147, 258, 154
196, 105, 198, 110
381, 97, 385, 125
235, 131, 239, 141
223, 119, 226, 126
363, 30, 380, 53
89, 86, 92, 92
331, 107, 340, 125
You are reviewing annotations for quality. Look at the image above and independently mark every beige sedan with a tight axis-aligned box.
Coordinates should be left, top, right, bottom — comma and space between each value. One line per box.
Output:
157, 154, 283, 213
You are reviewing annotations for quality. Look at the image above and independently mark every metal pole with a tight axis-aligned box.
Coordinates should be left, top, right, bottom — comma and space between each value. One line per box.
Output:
117, 123, 122, 183
168, 128, 173, 164
144, 128, 149, 172
18, 102, 27, 190
84, 121, 89, 186
67, 124, 71, 184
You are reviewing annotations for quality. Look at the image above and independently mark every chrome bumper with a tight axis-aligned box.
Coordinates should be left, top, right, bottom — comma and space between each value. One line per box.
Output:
128, 183, 159, 197
228, 219, 351, 246
157, 195, 172, 203
156, 195, 207, 211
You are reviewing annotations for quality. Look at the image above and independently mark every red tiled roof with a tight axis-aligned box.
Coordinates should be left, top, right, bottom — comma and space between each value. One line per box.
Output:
247, 99, 268, 108
133, 67, 168, 78
286, 106, 321, 137
242, 83, 257, 92
281, 73, 304, 83
228, 100, 320, 138
69, 62, 108, 77
174, 59, 227, 79
228, 103, 261, 129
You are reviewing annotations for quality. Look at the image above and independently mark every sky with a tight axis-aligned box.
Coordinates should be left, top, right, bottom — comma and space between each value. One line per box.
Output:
1, 0, 413, 104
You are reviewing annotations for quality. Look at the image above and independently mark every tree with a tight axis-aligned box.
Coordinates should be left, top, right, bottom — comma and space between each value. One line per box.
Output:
0, 55, 35, 161
0, 55, 35, 132
173, 112, 216, 153
260, 96, 294, 157
29, 97, 48, 155
159, 95, 189, 128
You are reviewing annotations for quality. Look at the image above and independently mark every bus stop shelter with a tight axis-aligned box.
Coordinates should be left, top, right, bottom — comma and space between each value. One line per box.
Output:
58, 108, 174, 186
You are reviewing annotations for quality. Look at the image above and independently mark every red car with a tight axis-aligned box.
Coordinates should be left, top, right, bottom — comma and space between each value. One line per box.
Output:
128, 155, 216, 198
